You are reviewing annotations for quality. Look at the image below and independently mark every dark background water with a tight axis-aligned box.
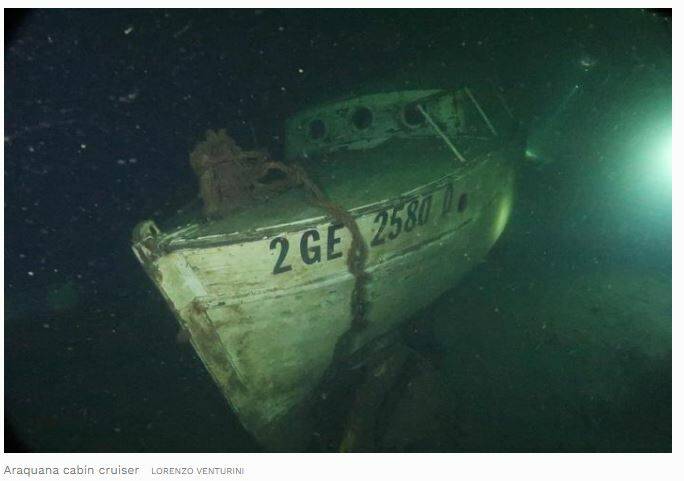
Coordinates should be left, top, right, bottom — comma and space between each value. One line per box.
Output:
4, 9, 671, 452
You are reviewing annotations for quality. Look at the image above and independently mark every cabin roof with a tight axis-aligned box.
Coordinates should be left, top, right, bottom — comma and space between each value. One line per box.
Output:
158, 135, 496, 248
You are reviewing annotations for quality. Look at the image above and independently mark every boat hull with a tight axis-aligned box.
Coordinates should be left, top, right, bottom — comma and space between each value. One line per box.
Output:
132, 150, 515, 447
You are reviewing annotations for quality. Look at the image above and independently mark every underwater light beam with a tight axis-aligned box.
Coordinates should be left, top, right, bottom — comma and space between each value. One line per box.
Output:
657, 127, 672, 175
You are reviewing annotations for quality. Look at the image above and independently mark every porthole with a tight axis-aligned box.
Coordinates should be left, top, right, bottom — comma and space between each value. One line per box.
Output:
457, 193, 468, 213
403, 103, 425, 127
308, 119, 326, 140
351, 106, 373, 130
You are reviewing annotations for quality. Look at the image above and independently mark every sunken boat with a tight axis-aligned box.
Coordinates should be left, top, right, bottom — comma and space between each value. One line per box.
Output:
132, 86, 522, 448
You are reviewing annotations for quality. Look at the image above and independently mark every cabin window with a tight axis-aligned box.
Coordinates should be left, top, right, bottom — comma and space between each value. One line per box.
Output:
403, 103, 425, 128
458, 193, 468, 213
308, 119, 326, 140
351, 106, 373, 130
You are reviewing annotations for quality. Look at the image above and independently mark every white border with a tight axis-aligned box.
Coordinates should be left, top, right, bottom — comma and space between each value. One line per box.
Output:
1, 4, 677, 481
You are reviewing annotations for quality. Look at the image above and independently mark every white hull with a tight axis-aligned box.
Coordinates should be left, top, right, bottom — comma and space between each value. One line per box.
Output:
133, 149, 515, 446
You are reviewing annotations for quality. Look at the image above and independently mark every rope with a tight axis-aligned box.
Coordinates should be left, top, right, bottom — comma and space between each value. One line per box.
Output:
263, 162, 370, 339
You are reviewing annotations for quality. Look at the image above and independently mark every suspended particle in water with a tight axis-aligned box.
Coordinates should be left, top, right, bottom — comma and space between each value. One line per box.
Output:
578, 53, 598, 71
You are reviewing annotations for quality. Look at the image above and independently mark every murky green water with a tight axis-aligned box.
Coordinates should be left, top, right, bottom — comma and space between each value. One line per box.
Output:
5, 9, 670, 452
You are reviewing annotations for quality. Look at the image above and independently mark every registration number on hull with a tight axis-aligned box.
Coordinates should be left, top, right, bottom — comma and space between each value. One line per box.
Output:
268, 182, 467, 275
